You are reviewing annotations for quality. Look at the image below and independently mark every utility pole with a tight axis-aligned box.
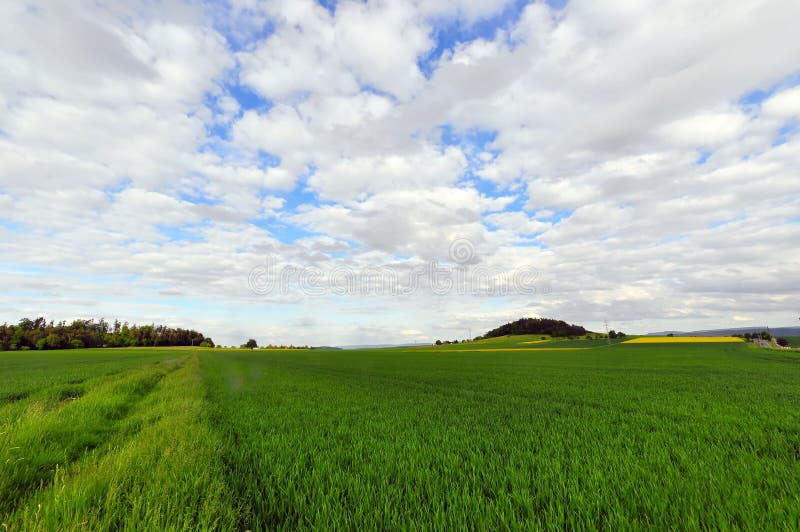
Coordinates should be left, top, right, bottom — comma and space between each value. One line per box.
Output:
604, 319, 610, 344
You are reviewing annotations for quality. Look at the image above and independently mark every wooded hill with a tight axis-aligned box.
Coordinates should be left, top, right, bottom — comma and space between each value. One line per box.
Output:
482, 318, 587, 339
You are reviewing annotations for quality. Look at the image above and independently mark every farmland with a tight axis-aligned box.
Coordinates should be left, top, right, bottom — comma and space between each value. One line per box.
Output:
623, 336, 745, 344
1, 340, 799, 529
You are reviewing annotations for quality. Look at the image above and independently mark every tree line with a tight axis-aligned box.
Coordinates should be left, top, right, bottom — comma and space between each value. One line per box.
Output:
0, 317, 213, 351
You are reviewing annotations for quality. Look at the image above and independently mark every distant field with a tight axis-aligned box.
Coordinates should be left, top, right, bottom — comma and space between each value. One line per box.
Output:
430, 335, 625, 350
624, 336, 744, 344
1, 341, 798, 529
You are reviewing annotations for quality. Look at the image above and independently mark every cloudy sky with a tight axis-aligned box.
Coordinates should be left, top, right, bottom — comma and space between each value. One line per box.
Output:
1, 0, 799, 346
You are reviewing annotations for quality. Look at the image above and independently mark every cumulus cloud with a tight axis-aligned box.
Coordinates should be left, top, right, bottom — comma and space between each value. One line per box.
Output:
237, 0, 431, 101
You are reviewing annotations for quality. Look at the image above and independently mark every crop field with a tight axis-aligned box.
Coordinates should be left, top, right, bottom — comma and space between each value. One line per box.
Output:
0, 348, 185, 402
623, 336, 744, 344
429, 335, 627, 350
1, 341, 799, 529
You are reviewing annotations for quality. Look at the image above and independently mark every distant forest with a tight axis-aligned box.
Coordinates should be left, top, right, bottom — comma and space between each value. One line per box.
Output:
483, 318, 587, 338
0, 317, 212, 351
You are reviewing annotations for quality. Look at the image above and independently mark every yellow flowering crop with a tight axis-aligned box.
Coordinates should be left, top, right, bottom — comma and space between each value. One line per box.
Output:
623, 336, 744, 344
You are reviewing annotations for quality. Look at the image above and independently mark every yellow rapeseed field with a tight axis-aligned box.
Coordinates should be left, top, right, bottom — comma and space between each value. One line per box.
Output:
623, 336, 744, 344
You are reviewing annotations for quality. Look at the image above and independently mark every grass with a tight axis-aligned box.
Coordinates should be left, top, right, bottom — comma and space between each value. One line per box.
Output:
1, 341, 798, 529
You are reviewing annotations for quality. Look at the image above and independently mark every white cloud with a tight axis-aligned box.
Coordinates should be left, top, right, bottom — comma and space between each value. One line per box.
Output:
292, 186, 505, 259
308, 145, 467, 202
762, 86, 800, 119
237, 0, 431, 101
660, 110, 749, 148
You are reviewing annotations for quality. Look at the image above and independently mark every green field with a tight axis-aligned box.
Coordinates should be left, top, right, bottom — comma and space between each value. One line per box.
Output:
1, 341, 798, 529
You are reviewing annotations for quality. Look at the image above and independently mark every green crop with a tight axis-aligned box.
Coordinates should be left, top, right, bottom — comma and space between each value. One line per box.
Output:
1, 342, 798, 529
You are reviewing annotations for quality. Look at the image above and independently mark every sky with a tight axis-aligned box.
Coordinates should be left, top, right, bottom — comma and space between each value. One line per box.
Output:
1, 0, 799, 346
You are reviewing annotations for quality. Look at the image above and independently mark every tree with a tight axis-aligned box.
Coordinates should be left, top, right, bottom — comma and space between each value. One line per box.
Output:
42, 334, 63, 349
435, 340, 442, 345
776, 337, 789, 347
608, 330, 618, 339
243, 339, 258, 349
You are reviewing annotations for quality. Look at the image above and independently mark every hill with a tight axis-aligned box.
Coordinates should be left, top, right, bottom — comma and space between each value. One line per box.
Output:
647, 326, 800, 337
482, 318, 587, 339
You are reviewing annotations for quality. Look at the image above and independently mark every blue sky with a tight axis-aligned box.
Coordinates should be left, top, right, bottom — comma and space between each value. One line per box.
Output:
1, 0, 799, 345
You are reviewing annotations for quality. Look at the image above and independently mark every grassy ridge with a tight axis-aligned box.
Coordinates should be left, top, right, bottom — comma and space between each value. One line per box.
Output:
1, 343, 799, 529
